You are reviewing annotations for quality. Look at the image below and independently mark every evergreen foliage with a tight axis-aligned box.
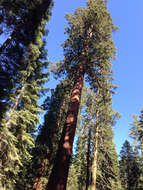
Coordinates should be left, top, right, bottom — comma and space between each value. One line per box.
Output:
66, 87, 121, 190
32, 77, 74, 189
47, 1, 117, 189
94, 90, 121, 190
130, 109, 143, 155
130, 110, 143, 189
0, 0, 53, 189
0, 1, 136, 190
0, 0, 53, 120
119, 140, 140, 190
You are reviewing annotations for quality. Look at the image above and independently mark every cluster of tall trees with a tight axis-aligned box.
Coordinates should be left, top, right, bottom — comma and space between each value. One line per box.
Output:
0, 0, 142, 190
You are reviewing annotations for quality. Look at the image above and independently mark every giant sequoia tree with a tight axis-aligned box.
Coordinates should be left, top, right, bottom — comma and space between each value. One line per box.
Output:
47, 1, 117, 189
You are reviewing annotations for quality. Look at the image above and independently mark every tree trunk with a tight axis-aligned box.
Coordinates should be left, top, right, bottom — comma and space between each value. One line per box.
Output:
5, 83, 27, 129
0, 29, 18, 55
32, 98, 68, 190
33, 157, 50, 190
47, 62, 85, 190
86, 127, 91, 190
91, 110, 99, 190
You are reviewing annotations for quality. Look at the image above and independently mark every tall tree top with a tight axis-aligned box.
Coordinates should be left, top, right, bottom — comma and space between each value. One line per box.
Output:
56, 0, 117, 93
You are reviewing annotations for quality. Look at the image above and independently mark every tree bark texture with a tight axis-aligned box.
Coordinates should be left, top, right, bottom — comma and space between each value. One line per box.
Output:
47, 62, 85, 190
33, 157, 50, 190
32, 98, 68, 190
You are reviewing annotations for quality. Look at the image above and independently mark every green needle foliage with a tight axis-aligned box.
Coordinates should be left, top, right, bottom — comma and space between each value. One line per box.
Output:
130, 109, 143, 155
0, 1, 127, 190
0, 0, 53, 189
67, 86, 121, 190
0, 0, 53, 121
32, 77, 74, 189
130, 109, 143, 190
47, 1, 117, 189
94, 89, 121, 190
56, 0, 117, 87
119, 140, 141, 190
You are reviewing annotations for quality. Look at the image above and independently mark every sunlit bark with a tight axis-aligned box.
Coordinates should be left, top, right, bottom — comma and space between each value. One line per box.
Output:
47, 62, 85, 190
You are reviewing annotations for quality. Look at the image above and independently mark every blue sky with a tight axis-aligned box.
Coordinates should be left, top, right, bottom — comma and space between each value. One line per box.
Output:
45, 0, 143, 154
108, 0, 143, 153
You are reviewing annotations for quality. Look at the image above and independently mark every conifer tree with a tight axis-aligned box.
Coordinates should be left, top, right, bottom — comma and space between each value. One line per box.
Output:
130, 112, 143, 189
130, 109, 143, 155
66, 156, 79, 190
0, 0, 53, 121
90, 85, 121, 190
0, 38, 49, 190
96, 125, 122, 190
0, 0, 30, 119
83, 87, 121, 190
0, 0, 53, 189
32, 77, 74, 190
66, 86, 94, 190
47, 1, 116, 189
119, 140, 140, 190
66, 85, 121, 190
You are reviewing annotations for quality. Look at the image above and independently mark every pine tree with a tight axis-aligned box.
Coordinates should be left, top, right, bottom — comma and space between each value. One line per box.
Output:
0, 38, 49, 190
130, 110, 143, 155
66, 156, 79, 190
66, 86, 121, 190
119, 140, 140, 190
0, 0, 29, 119
130, 111, 143, 189
0, 0, 53, 121
47, 1, 116, 189
90, 87, 121, 190
96, 125, 122, 190
0, 0, 53, 189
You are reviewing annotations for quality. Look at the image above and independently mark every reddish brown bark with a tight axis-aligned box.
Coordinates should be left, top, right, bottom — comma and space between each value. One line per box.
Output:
32, 99, 67, 190
47, 62, 85, 190
33, 157, 50, 190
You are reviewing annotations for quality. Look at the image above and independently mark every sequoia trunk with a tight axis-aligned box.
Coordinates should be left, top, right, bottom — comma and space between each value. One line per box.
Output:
47, 62, 85, 190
